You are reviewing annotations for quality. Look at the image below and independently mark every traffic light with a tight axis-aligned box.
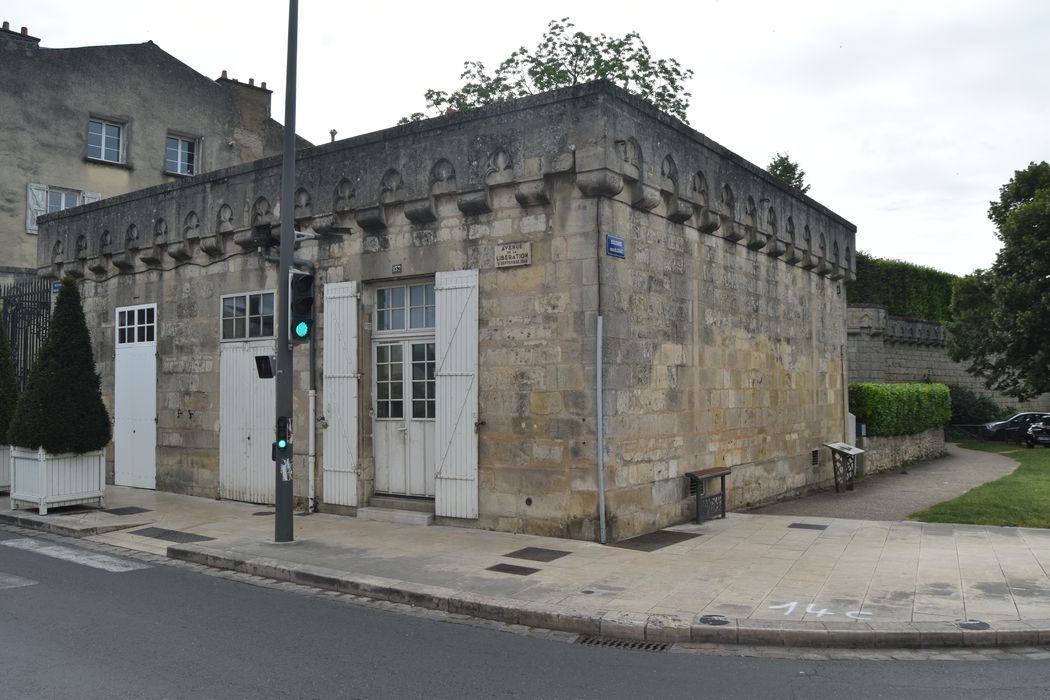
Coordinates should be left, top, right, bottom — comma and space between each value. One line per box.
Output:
288, 270, 315, 343
276, 416, 291, 450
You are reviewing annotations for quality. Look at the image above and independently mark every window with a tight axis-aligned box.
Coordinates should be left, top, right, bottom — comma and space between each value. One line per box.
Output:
221, 292, 275, 340
375, 344, 404, 418
87, 118, 125, 163
165, 135, 198, 175
411, 342, 436, 418
117, 305, 156, 345
25, 184, 101, 234
376, 282, 435, 331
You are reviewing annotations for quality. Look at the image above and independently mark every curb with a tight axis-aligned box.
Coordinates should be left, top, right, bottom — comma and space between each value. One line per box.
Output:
165, 543, 1050, 649
0, 510, 146, 538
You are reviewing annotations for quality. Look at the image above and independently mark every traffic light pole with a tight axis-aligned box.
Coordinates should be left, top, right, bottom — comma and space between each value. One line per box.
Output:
274, 0, 298, 543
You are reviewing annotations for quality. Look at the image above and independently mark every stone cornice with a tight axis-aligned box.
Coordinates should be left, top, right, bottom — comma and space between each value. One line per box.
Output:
38, 81, 857, 283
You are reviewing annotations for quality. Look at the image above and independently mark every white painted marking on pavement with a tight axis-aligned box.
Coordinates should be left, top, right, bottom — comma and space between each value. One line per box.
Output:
0, 572, 38, 590
0, 538, 151, 573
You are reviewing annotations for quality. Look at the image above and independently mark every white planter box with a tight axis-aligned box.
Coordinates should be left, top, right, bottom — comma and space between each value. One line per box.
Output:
0, 445, 10, 492
10, 446, 106, 515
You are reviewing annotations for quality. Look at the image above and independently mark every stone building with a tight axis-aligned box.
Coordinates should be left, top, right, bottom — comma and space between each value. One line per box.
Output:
35, 81, 856, 541
847, 305, 1050, 412
0, 21, 297, 285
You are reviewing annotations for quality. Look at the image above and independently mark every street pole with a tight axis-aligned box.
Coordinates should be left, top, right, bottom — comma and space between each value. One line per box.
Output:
274, 0, 298, 543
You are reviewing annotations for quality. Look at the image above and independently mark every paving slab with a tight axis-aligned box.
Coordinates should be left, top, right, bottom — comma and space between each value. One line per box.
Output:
3, 444, 1050, 649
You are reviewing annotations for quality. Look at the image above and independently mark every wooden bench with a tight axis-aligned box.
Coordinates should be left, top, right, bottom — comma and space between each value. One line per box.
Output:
685, 468, 731, 523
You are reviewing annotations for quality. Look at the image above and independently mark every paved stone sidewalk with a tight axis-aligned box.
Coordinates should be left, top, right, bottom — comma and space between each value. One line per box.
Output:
752, 443, 1019, 521
3, 444, 1049, 649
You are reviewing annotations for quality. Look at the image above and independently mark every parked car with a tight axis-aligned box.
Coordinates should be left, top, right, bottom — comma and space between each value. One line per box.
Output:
1026, 421, 1050, 448
983, 412, 1050, 441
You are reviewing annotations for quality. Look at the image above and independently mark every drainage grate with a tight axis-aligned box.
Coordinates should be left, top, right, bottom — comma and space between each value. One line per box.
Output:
129, 527, 215, 544
103, 507, 152, 516
788, 523, 828, 531
486, 563, 539, 576
611, 530, 700, 552
504, 546, 572, 563
253, 512, 274, 516
576, 635, 669, 652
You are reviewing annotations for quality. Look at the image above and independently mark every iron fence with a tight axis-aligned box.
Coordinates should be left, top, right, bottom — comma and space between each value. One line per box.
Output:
1, 278, 53, 391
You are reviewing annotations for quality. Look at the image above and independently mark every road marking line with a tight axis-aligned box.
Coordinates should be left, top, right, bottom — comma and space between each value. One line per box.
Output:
0, 538, 151, 573
0, 572, 38, 590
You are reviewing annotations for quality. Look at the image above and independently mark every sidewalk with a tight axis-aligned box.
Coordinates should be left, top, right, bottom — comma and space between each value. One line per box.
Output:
3, 445, 1050, 649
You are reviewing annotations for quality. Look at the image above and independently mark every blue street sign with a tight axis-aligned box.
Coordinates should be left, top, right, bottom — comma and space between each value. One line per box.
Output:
606, 235, 625, 259
51, 281, 62, 295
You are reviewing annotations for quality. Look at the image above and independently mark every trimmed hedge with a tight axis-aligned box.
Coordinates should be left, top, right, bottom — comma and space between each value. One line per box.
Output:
7, 278, 111, 453
849, 382, 951, 437
847, 252, 957, 322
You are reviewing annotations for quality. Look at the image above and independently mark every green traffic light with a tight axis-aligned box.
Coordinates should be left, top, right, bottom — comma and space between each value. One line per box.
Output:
277, 438, 288, 449
294, 320, 311, 338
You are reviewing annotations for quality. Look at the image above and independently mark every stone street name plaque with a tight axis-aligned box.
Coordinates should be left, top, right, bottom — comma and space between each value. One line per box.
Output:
495, 241, 532, 268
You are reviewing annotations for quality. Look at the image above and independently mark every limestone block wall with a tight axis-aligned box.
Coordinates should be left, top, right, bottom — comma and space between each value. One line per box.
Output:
858, 427, 946, 475
847, 305, 1050, 412
38, 81, 856, 541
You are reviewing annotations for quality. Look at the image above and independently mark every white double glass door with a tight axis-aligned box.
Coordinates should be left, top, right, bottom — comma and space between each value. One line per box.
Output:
373, 338, 436, 497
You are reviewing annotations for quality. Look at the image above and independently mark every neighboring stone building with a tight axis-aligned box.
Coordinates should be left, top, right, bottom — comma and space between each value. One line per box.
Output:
36, 81, 856, 541
847, 305, 1050, 412
0, 21, 297, 285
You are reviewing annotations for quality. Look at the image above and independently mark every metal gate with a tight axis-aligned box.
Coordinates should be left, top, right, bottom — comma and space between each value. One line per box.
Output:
0, 278, 52, 391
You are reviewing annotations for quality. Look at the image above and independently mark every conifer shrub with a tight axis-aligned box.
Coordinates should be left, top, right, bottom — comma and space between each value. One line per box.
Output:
848, 382, 951, 437
7, 278, 111, 453
0, 320, 18, 441
946, 384, 1011, 425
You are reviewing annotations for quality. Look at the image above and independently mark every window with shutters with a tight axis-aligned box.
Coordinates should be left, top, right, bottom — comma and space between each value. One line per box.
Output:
26, 184, 101, 234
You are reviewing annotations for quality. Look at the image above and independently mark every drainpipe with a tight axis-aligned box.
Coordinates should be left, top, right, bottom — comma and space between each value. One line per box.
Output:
595, 198, 608, 544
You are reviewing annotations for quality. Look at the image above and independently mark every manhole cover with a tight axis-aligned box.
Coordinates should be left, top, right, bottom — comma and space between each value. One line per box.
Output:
958, 620, 990, 631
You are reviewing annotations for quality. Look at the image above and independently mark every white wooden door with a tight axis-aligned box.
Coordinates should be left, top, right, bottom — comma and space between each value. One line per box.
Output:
220, 340, 276, 503
114, 304, 157, 489
322, 281, 359, 507
373, 339, 436, 496
434, 270, 479, 518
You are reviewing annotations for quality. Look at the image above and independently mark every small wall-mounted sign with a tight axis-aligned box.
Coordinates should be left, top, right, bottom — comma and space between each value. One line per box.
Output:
606, 235, 626, 259
51, 281, 62, 295
495, 241, 532, 269
392, 263, 402, 274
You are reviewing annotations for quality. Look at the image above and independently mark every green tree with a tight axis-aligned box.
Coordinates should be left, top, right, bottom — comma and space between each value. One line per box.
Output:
7, 277, 111, 453
401, 18, 694, 124
767, 152, 811, 194
0, 320, 18, 442
947, 161, 1050, 400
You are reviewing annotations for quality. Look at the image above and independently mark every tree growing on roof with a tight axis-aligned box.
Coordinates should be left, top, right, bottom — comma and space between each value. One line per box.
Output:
400, 18, 694, 124
767, 152, 811, 194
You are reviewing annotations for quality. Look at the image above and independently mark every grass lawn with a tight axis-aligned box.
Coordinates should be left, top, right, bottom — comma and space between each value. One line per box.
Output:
909, 441, 1050, 528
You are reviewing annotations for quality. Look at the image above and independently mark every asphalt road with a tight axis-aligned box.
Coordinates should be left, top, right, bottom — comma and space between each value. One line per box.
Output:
2, 526, 1049, 700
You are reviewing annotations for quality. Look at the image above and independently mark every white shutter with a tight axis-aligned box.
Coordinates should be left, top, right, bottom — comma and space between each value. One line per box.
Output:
322, 280, 359, 507
26, 183, 46, 234
82, 191, 102, 204
434, 269, 479, 519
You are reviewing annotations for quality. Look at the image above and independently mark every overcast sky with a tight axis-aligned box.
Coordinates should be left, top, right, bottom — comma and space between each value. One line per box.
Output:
12, 0, 1047, 275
